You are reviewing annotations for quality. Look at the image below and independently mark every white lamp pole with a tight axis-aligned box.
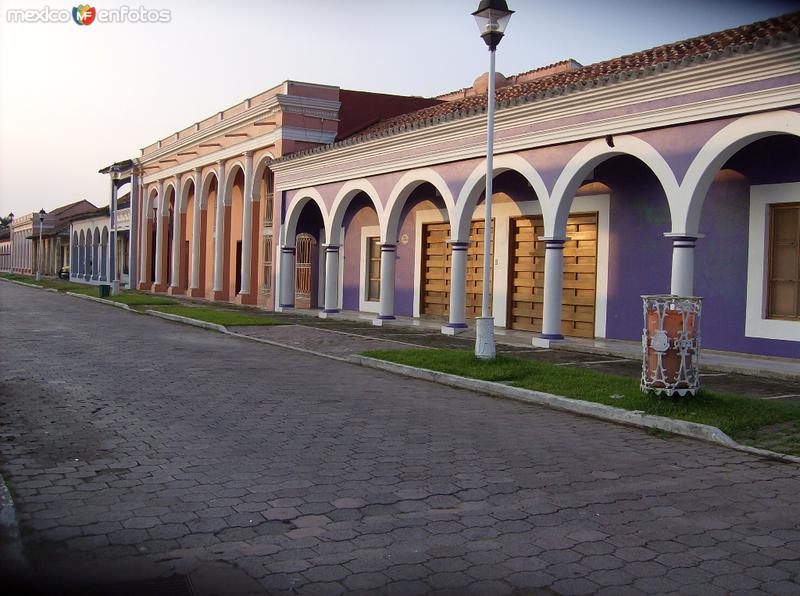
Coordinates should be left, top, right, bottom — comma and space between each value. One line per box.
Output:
36, 209, 45, 280
473, 0, 513, 360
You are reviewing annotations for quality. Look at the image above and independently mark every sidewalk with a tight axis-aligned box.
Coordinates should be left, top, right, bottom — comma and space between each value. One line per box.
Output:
257, 309, 800, 402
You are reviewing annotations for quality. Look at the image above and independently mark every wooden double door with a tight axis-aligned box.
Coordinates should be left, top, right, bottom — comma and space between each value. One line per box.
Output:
508, 212, 598, 338
421, 220, 493, 318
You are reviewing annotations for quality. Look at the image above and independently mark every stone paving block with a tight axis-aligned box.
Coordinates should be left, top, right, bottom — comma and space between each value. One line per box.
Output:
3, 283, 800, 595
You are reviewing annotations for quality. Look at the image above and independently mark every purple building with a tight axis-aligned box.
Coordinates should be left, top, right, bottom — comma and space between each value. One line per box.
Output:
270, 13, 800, 360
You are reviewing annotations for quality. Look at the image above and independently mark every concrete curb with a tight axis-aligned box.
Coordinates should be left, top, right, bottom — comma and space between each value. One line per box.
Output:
1, 278, 48, 291
0, 472, 28, 571
352, 355, 800, 465
65, 291, 132, 311
143, 309, 352, 362
145, 309, 228, 333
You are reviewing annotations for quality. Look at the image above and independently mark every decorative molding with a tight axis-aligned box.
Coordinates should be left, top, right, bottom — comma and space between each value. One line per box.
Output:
140, 94, 340, 166
142, 127, 335, 185
272, 46, 800, 190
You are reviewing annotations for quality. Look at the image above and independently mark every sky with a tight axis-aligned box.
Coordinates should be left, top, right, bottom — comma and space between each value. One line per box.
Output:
1, 0, 798, 218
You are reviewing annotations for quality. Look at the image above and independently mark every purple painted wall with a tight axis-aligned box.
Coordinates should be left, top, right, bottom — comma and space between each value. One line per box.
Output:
599, 157, 673, 341
341, 195, 379, 310
694, 136, 800, 358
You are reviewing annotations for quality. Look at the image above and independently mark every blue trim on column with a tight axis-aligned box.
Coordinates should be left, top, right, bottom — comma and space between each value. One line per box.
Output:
322, 308, 340, 314
380, 244, 396, 252
450, 242, 469, 250
446, 322, 469, 329
540, 333, 564, 340
376, 315, 396, 320
279, 303, 294, 308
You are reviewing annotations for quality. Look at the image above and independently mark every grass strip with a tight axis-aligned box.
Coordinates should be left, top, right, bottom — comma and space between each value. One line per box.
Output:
150, 305, 285, 326
68, 286, 177, 305
0, 272, 87, 292
364, 348, 800, 454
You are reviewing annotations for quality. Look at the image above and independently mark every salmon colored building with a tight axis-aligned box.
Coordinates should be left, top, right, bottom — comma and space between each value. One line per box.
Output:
119, 13, 800, 359
112, 82, 438, 308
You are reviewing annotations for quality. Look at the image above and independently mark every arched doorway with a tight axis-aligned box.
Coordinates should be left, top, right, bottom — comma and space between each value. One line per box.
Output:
295, 233, 317, 309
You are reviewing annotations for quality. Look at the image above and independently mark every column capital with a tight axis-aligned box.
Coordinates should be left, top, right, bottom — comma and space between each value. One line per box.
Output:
242, 150, 254, 158
193, 166, 203, 175
380, 243, 396, 251
281, 246, 296, 254
323, 244, 340, 251
449, 241, 469, 250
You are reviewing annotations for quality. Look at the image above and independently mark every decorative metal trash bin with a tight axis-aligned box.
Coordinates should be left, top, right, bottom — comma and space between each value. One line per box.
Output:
641, 295, 702, 397
99, 284, 111, 298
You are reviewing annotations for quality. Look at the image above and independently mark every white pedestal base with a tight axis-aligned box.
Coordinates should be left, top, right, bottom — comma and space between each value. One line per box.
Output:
111, 280, 120, 296
441, 324, 468, 336
532, 336, 565, 348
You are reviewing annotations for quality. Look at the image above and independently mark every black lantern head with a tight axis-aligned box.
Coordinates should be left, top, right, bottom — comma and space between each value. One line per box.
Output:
473, 0, 514, 50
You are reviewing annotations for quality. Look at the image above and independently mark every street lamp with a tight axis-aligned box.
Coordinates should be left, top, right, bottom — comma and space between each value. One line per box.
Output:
36, 208, 45, 280
473, 0, 513, 360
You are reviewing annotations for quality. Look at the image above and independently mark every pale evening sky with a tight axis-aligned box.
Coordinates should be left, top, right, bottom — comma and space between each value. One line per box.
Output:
0, 0, 798, 219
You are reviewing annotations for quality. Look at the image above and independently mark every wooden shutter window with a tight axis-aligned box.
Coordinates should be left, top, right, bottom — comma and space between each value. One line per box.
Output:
768, 203, 800, 320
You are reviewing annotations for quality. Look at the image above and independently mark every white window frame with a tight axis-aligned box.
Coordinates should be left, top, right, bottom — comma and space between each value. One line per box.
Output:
746, 183, 800, 342
359, 225, 381, 313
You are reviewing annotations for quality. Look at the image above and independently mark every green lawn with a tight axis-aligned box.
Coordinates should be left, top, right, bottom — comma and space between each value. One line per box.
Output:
364, 348, 800, 455
0, 272, 87, 292
150, 305, 285, 326
69, 286, 177, 305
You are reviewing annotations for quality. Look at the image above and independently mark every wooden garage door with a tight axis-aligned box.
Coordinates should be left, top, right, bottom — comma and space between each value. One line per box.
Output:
508, 212, 598, 338
421, 220, 493, 318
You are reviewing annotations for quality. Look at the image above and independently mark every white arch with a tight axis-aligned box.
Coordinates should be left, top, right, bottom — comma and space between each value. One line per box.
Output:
283, 188, 329, 247
253, 153, 276, 201
329, 179, 384, 244
160, 182, 176, 215
454, 154, 549, 242
145, 187, 159, 218
200, 170, 218, 209
179, 176, 195, 213
223, 161, 245, 206
678, 110, 800, 234
548, 135, 680, 238
384, 168, 456, 243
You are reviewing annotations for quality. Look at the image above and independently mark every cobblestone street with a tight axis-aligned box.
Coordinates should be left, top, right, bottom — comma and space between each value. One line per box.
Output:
1, 282, 799, 595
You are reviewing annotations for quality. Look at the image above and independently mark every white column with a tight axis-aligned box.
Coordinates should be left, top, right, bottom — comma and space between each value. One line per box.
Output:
128, 172, 139, 287
139, 186, 150, 286
212, 160, 226, 294
376, 243, 396, 322
154, 181, 165, 286
109, 172, 119, 292
170, 175, 182, 288
538, 238, 566, 344
279, 246, 295, 307
321, 244, 340, 314
190, 168, 202, 290
442, 241, 468, 334
240, 151, 254, 296
667, 234, 701, 297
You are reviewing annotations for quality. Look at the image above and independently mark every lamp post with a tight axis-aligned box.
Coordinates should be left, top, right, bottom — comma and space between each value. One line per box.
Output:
473, 0, 513, 360
36, 208, 45, 280
7, 213, 13, 272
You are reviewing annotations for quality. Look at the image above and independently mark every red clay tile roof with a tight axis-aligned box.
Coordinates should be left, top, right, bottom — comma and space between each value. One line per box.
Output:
355, 12, 800, 138
275, 12, 799, 164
